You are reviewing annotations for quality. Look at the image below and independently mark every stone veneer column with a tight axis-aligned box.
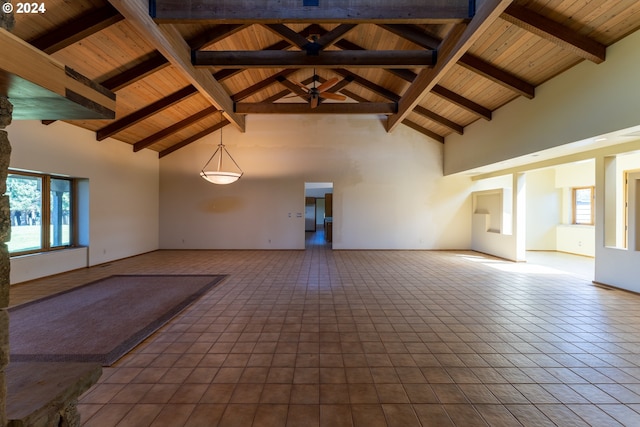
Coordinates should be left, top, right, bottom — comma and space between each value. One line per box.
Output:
0, 3, 14, 426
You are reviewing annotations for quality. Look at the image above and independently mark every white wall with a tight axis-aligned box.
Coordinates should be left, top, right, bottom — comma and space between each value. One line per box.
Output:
445, 29, 640, 175
159, 114, 472, 250
7, 120, 159, 283
444, 29, 640, 291
470, 174, 525, 261
554, 161, 595, 256
526, 169, 560, 251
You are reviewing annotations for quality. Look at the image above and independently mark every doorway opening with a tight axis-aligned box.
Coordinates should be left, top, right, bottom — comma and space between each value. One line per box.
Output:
304, 182, 333, 249
523, 162, 595, 281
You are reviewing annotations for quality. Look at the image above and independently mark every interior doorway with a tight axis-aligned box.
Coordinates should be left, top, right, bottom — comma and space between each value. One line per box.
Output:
304, 182, 333, 249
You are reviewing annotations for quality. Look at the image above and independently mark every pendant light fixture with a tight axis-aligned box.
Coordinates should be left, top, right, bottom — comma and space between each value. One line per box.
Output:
200, 111, 243, 185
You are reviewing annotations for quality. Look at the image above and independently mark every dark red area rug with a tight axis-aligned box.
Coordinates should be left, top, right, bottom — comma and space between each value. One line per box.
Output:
9, 274, 226, 366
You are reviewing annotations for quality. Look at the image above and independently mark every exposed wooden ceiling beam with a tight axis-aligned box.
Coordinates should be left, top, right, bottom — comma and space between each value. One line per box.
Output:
193, 50, 436, 69
97, 85, 197, 141
325, 77, 354, 94
1, 28, 116, 120
263, 24, 310, 49
267, 75, 319, 103
402, 119, 445, 143
387, 0, 513, 132
108, 0, 245, 131
379, 23, 534, 98
235, 103, 396, 115
99, 24, 247, 93
100, 53, 169, 91
377, 24, 441, 49
206, 26, 320, 84
150, 0, 474, 23
159, 120, 229, 158
331, 38, 470, 130
262, 89, 294, 104
187, 24, 250, 50
334, 85, 442, 140
263, 23, 357, 56
232, 70, 298, 102
457, 54, 534, 99
313, 71, 460, 137
378, 64, 492, 121
28, 5, 124, 54
413, 105, 463, 135
384, 64, 492, 120
431, 85, 491, 121
501, 4, 606, 64
140, 25, 326, 137
316, 23, 357, 46
332, 69, 400, 102
339, 89, 368, 103
96, 23, 322, 131
133, 106, 218, 152
44, 24, 245, 126
277, 77, 311, 101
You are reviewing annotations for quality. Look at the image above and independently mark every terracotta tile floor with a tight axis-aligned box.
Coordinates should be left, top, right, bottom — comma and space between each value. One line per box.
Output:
8, 243, 640, 426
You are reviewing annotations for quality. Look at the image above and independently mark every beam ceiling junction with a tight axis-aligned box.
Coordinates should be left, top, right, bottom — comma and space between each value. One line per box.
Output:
28, 5, 124, 54
150, 0, 475, 24
159, 119, 229, 158
192, 50, 436, 69
331, 37, 481, 128
501, 4, 606, 64
108, 0, 245, 131
378, 24, 535, 99
131, 24, 329, 153
42, 24, 245, 126
133, 105, 218, 152
235, 103, 396, 115
0, 28, 115, 120
387, 0, 514, 132
96, 85, 197, 141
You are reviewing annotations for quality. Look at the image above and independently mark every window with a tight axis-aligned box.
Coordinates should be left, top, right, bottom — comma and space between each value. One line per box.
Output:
573, 186, 594, 225
8, 171, 76, 255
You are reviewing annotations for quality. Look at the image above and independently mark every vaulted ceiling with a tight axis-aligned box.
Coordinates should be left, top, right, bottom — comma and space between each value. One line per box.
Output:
9, 0, 640, 158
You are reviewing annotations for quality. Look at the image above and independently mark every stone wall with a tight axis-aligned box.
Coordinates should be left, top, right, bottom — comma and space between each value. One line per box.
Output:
1, 3, 14, 425
0, 101, 12, 427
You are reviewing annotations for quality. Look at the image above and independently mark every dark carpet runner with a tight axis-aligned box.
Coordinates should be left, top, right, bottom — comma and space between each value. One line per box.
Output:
9, 274, 226, 366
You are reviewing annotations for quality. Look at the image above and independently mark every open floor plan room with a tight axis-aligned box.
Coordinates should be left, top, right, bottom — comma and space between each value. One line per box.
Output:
10, 248, 640, 426
4, 1, 640, 425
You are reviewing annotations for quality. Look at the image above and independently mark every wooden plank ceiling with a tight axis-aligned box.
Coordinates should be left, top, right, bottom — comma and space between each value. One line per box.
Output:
10, 0, 640, 157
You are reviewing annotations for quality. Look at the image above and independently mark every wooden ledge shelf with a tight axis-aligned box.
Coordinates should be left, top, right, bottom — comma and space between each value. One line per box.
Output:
0, 28, 115, 120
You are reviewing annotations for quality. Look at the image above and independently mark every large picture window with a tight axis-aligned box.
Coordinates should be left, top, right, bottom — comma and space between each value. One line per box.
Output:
8, 171, 76, 255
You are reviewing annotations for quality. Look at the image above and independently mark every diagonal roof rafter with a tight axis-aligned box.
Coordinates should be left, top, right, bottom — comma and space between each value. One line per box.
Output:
501, 4, 606, 64
107, 0, 245, 131
378, 23, 535, 99
28, 5, 124, 54
387, 0, 515, 132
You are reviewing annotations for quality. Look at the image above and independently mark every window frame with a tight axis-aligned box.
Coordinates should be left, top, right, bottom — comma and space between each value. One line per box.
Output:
8, 170, 78, 256
572, 186, 595, 225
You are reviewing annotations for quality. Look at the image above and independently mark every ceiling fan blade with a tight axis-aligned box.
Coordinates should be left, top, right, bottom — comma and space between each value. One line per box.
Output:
317, 77, 339, 93
310, 96, 319, 109
320, 92, 347, 101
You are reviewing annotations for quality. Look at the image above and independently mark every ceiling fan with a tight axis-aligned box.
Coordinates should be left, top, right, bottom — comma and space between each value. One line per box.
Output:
290, 72, 347, 108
